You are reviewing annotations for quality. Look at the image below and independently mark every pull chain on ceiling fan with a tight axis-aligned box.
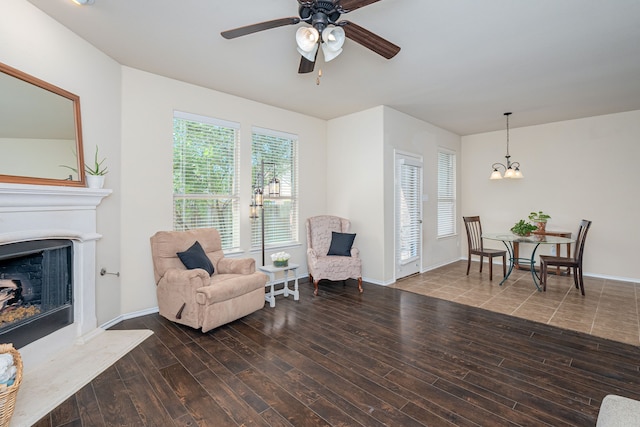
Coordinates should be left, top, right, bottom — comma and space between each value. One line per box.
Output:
221, 0, 401, 74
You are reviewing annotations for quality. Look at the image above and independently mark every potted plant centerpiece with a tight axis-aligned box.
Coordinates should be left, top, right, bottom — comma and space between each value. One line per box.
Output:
511, 219, 538, 237
271, 252, 290, 268
528, 211, 551, 233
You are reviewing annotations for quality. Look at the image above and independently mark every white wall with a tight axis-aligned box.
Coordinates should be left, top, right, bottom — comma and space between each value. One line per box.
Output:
120, 67, 327, 314
382, 107, 462, 275
327, 106, 462, 285
461, 110, 640, 282
327, 107, 385, 283
1, 0, 123, 324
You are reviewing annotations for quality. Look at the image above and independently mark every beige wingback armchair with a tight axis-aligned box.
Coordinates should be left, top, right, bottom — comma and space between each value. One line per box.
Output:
150, 228, 267, 332
306, 215, 363, 296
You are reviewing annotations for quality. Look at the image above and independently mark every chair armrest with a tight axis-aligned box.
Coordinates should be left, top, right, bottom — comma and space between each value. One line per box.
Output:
307, 248, 319, 260
350, 247, 360, 258
217, 257, 255, 275
162, 268, 211, 285
156, 268, 211, 326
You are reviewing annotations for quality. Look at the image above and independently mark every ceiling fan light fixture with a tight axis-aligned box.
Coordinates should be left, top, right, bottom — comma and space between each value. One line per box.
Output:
296, 27, 319, 51
321, 44, 342, 62
321, 26, 345, 61
297, 44, 318, 62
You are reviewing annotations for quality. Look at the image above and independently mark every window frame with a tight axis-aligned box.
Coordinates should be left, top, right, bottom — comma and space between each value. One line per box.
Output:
172, 111, 241, 251
250, 127, 299, 251
437, 148, 457, 238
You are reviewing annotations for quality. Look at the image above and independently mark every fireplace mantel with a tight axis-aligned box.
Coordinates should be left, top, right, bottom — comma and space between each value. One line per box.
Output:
0, 182, 111, 212
0, 182, 111, 371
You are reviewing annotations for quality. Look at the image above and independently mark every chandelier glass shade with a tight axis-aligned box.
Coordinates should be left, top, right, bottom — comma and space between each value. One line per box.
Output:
490, 112, 523, 179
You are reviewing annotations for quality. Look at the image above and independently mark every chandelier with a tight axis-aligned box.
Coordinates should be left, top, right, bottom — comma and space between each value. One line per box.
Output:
490, 112, 523, 179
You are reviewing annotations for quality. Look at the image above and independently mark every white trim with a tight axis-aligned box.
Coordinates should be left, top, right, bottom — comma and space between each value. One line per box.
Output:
173, 110, 240, 129
251, 125, 298, 141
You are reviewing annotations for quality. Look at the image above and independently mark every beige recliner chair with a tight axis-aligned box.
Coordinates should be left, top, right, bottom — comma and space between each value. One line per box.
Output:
306, 215, 363, 296
150, 228, 267, 332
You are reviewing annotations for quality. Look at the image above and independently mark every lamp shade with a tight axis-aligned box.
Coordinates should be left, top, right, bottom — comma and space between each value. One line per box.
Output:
296, 27, 319, 61
321, 27, 345, 62
490, 169, 503, 180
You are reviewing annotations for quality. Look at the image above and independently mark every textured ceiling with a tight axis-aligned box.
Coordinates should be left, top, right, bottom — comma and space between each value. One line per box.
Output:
26, 0, 640, 135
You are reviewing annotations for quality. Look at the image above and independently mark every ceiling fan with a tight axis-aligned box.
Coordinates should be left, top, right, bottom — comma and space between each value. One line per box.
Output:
221, 0, 401, 74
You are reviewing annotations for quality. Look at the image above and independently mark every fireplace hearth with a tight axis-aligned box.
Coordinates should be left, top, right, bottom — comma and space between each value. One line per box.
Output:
0, 239, 73, 348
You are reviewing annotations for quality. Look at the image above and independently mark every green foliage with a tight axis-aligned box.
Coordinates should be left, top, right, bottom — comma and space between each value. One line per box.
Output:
59, 145, 108, 176
528, 211, 551, 222
85, 145, 108, 176
511, 220, 538, 236
173, 118, 237, 249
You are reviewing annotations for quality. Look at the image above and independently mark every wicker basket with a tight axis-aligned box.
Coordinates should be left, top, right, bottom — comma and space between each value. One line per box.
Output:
0, 344, 22, 427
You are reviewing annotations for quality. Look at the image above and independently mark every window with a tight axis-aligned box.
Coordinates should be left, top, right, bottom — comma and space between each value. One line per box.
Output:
251, 127, 298, 249
437, 149, 456, 237
173, 111, 240, 250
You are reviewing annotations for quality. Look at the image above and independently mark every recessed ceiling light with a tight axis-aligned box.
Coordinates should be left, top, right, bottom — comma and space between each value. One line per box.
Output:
71, 0, 95, 5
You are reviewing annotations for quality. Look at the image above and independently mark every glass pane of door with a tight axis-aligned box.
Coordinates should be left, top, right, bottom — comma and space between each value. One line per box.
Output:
395, 153, 422, 279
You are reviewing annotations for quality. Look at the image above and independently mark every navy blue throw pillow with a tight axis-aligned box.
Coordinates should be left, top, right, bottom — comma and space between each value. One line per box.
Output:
327, 232, 356, 257
177, 241, 214, 275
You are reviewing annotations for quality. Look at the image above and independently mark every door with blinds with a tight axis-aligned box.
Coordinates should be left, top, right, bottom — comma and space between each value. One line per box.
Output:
395, 152, 423, 279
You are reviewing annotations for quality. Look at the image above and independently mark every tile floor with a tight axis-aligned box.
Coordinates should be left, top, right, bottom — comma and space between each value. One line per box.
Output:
390, 260, 640, 346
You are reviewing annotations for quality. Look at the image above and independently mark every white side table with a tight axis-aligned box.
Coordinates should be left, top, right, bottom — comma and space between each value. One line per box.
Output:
258, 263, 300, 308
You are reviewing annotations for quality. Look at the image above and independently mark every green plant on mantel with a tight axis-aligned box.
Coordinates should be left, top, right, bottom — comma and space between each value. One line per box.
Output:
84, 146, 108, 176
528, 211, 551, 223
60, 145, 108, 176
511, 220, 538, 236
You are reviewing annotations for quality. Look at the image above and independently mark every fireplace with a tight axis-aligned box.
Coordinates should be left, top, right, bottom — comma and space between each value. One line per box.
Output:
0, 182, 110, 370
0, 239, 74, 348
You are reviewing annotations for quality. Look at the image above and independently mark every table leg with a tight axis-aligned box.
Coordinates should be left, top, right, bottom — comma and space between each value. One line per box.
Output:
499, 241, 515, 286
529, 244, 542, 291
293, 274, 299, 301
283, 269, 290, 297
265, 272, 276, 308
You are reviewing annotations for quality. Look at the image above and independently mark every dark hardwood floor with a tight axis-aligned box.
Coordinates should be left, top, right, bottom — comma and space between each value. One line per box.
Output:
35, 280, 640, 426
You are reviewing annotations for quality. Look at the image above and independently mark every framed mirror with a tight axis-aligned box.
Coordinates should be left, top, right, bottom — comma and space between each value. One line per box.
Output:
0, 61, 85, 187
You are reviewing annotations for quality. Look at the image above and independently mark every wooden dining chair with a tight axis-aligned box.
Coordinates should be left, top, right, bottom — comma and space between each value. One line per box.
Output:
463, 216, 506, 281
540, 219, 592, 295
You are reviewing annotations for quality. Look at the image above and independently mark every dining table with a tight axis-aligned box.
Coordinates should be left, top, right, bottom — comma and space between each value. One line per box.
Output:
482, 232, 576, 291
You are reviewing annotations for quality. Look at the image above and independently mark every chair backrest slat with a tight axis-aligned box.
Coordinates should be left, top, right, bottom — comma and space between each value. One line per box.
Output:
463, 216, 483, 251
574, 219, 592, 265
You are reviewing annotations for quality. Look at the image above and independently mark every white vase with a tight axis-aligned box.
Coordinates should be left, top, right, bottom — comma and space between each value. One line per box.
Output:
86, 175, 105, 189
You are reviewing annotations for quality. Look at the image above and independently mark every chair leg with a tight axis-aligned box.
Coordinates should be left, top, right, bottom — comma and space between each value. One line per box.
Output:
479, 255, 484, 273
577, 267, 585, 296
357, 277, 363, 293
573, 268, 580, 290
502, 254, 506, 277
313, 280, 319, 296
466, 256, 471, 275
489, 257, 493, 281
541, 261, 547, 291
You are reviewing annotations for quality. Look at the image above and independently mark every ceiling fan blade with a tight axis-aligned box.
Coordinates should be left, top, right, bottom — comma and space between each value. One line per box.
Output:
337, 0, 381, 13
221, 17, 300, 39
298, 53, 317, 74
339, 20, 400, 59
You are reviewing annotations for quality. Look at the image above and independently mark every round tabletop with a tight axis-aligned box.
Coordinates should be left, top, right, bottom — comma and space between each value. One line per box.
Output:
482, 233, 575, 244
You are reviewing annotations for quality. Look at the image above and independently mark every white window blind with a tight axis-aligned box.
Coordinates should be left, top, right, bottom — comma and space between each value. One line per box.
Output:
173, 111, 240, 250
251, 128, 298, 249
397, 159, 422, 264
437, 149, 456, 237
